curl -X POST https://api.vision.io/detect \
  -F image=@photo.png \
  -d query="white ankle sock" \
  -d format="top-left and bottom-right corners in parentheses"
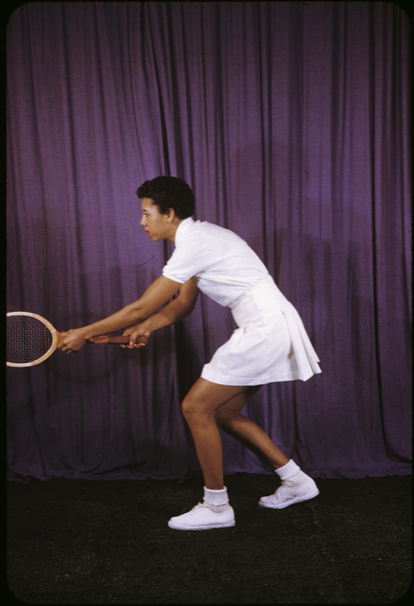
top-left (275, 459), bottom-right (301, 480)
top-left (203, 487), bottom-right (230, 512)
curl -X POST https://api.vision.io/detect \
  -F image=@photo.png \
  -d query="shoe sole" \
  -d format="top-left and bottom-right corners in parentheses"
top-left (258, 487), bottom-right (320, 510)
top-left (168, 520), bottom-right (235, 531)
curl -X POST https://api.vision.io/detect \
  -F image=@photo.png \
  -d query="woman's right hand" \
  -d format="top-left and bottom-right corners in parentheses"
top-left (59, 328), bottom-right (90, 354)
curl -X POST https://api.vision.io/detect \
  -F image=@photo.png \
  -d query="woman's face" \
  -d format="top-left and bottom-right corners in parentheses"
top-left (140, 197), bottom-right (172, 241)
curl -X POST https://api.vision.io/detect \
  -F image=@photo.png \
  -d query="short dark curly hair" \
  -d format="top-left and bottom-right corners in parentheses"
top-left (137, 176), bottom-right (195, 219)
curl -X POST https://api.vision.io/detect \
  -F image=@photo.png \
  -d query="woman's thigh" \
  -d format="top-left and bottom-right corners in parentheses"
top-left (183, 378), bottom-right (260, 417)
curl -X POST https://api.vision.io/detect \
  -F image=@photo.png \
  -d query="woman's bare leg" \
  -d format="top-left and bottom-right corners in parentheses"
top-left (213, 387), bottom-right (289, 469)
top-left (181, 379), bottom-right (247, 489)
top-left (181, 378), bottom-right (289, 489)
top-left (170, 378), bottom-right (318, 529)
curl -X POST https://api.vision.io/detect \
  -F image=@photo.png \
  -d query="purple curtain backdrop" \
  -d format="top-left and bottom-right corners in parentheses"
top-left (7, 2), bottom-right (411, 481)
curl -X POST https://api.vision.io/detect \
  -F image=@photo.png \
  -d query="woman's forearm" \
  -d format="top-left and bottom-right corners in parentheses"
top-left (122, 278), bottom-right (199, 346)
top-left (141, 298), bottom-right (195, 333)
top-left (83, 276), bottom-right (184, 337)
top-left (80, 300), bottom-right (149, 339)
top-left (60, 276), bottom-right (182, 353)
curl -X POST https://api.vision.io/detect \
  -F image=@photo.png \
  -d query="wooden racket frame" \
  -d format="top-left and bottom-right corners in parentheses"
top-left (6, 311), bottom-right (147, 368)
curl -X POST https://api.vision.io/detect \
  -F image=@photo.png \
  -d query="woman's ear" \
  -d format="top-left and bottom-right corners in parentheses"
top-left (166, 208), bottom-right (177, 222)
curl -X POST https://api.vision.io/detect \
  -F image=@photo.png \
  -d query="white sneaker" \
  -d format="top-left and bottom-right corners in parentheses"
top-left (168, 502), bottom-right (235, 530)
top-left (259, 472), bottom-right (319, 509)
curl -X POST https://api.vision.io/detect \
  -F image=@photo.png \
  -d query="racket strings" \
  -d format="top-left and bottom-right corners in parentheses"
top-left (7, 316), bottom-right (54, 364)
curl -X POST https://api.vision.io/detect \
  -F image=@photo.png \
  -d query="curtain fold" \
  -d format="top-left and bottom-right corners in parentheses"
top-left (7, 2), bottom-right (411, 481)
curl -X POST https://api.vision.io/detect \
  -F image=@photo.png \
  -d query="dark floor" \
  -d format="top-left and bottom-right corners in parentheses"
top-left (7, 473), bottom-right (412, 604)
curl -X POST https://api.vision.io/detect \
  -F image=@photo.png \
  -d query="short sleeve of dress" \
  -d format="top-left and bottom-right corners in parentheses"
top-left (162, 229), bottom-right (211, 284)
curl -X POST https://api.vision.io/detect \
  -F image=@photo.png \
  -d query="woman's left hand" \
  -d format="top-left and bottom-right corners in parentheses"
top-left (121, 323), bottom-right (151, 349)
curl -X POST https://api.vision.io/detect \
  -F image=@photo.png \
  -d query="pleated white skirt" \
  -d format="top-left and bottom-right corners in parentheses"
top-left (201, 275), bottom-right (321, 386)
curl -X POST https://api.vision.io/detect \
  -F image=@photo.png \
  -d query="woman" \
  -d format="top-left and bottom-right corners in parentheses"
top-left (60, 176), bottom-right (321, 531)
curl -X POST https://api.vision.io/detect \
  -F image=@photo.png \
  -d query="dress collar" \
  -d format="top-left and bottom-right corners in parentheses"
top-left (174, 217), bottom-right (195, 247)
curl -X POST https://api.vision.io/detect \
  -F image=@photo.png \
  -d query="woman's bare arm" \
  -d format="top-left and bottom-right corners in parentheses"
top-left (59, 275), bottom-right (182, 353)
top-left (123, 278), bottom-right (199, 346)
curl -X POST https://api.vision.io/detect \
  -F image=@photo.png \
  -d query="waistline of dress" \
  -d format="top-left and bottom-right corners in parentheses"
top-left (227, 275), bottom-right (292, 329)
top-left (228, 274), bottom-right (284, 311)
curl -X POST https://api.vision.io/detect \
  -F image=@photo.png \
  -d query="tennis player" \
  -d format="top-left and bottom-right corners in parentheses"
top-left (60, 176), bottom-right (321, 531)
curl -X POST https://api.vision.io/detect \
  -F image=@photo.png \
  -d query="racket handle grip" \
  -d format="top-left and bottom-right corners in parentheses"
top-left (88, 335), bottom-right (148, 345)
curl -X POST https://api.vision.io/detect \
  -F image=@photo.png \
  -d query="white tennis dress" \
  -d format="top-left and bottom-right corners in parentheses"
top-left (162, 218), bottom-right (321, 386)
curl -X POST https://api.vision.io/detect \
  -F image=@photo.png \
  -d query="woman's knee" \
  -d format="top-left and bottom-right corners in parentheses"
top-left (181, 396), bottom-right (193, 419)
top-left (181, 394), bottom-right (207, 421)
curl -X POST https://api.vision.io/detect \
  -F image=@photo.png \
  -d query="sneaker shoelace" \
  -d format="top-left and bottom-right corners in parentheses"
top-left (190, 503), bottom-right (209, 515)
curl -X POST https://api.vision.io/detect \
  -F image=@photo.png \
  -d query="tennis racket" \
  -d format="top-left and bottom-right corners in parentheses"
top-left (7, 312), bottom-right (148, 367)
